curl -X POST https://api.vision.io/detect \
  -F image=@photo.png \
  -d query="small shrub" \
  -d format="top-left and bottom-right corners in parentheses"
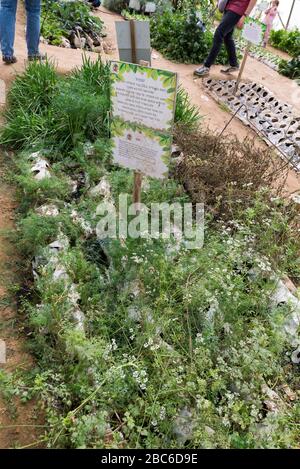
top-left (270, 29), bottom-right (300, 57)
top-left (278, 56), bottom-right (300, 79)
top-left (174, 126), bottom-right (285, 219)
top-left (150, 10), bottom-right (230, 64)
top-left (175, 86), bottom-right (201, 131)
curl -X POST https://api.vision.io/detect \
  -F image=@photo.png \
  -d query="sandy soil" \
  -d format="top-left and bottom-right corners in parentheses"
top-left (0, 155), bottom-right (44, 449)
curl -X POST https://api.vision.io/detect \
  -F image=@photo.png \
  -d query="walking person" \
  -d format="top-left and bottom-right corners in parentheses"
top-left (262, 0), bottom-right (279, 47)
top-left (0, 0), bottom-right (44, 64)
top-left (194, 0), bottom-right (258, 77)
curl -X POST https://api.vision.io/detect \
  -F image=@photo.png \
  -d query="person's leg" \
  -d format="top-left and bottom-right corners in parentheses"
top-left (0, 0), bottom-right (18, 60)
top-left (263, 23), bottom-right (271, 47)
top-left (223, 27), bottom-right (239, 68)
top-left (204, 11), bottom-right (241, 68)
top-left (25, 0), bottom-right (41, 57)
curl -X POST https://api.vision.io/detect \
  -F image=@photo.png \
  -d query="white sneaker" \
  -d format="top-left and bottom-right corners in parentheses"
top-left (194, 66), bottom-right (210, 77)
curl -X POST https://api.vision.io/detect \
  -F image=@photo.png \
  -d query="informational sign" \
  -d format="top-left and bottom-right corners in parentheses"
top-left (110, 61), bottom-right (177, 179)
top-left (242, 18), bottom-right (267, 46)
top-left (145, 2), bottom-right (156, 13)
top-left (115, 21), bottom-right (151, 64)
top-left (257, 1), bottom-right (269, 12)
top-left (129, 0), bottom-right (141, 10)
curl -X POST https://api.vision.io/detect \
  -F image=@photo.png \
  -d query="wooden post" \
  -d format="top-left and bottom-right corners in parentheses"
top-left (234, 42), bottom-right (250, 95)
top-left (133, 171), bottom-right (143, 207)
top-left (129, 20), bottom-right (137, 64)
top-left (129, 20), bottom-right (144, 209)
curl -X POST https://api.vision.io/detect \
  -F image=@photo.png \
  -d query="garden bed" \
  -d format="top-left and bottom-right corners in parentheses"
top-left (0, 59), bottom-right (300, 449)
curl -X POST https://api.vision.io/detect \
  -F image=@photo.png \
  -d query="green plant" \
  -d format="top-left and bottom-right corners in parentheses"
top-left (121, 9), bottom-right (149, 21)
top-left (270, 29), bottom-right (300, 57)
top-left (5, 60), bottom-right (58, 115)
top-left (175, 86), bottom-right (201, 130)
top-left (150, 10), bottom-right (230, 64)
top-left (278, 56), bottom-right (300, 79)
top-left (41, 0), bottom-right (104, 48)
top-left (0, 58), bottom-right (110, 153)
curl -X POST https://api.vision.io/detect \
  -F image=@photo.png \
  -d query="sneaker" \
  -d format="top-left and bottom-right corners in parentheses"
top-left (221, 66), bottom-right (239, 75)
top-left (28, 53), bottom-right (47, 62)
top-left (194, 66), bottom-right (210, 77)
top-left (2, 55), bottom-right (17, 65)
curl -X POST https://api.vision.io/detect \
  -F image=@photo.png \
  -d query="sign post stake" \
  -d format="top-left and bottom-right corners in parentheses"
top-left (133, 171), bottom-right (143, 206)
top-left (129, 20), bottom-right (137, 64)
top-left (129, 19), bottom-right (143, 208)
top-left (234, 41), bottom-right (250, 95)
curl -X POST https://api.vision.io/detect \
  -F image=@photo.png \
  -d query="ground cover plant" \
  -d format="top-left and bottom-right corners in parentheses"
top-left (0, 60), bottom-right (300, 449)
top-left (41, 0), bottom-right (104, 49)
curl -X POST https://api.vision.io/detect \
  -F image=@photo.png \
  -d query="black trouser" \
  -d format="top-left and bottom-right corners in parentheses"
top-left (205, 10), bottom-right (241, 68)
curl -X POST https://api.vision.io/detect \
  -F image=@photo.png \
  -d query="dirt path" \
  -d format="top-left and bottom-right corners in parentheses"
top-left (95, 7), bottom-right (300, 195)
top-left (0, 154), bottom-right (46, 449)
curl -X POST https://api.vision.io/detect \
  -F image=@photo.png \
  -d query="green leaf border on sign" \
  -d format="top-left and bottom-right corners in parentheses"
top-left (111, 117), bottom-right (172, 178)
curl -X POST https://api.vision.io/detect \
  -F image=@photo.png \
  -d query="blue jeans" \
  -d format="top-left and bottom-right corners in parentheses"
top-left (0, 0), bottom-right (41, 58)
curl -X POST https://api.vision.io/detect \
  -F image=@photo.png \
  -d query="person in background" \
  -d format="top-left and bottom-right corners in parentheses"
top-left (262, 0), bottom-right (279, 47)
top-left (88, 0), bottom-right (101, 8)
top-left (0, 0), bottom-right (44, 64)
top-left (194, 0), bottom-right (258, 77)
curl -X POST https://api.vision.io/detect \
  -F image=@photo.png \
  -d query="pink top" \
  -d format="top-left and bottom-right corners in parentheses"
top-left (263, 6), bottom-right (278, 25)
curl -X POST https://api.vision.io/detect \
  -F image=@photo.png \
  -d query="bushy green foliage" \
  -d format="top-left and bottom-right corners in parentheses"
top-left (270, 28), bottom-right (300, 57)
top-left (0, 58), bottom-right (111, 153)
top-left (278, 56), bottom-right (300, 79)
top-left (41, 0), bottom-right (104, 46)
top-left (150, 10), bottom-right (229, 64)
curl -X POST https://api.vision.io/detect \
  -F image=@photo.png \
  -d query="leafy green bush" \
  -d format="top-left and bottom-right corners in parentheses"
top-left (270, 29), bottom-right (300, 57)
top-left (0, 58), bottom-right (111, 153)
top-left (278, 56), bottom-right (300, 79)
top-left (150, 10), bottom-right (229, 64)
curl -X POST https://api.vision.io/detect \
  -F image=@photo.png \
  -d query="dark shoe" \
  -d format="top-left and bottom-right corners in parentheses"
top-left (194, 66), bottom-right (210, 77)
top-left (28, 53), bottom-right (47, 62)
top-left (2, 55), bottom-right (17, 65)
